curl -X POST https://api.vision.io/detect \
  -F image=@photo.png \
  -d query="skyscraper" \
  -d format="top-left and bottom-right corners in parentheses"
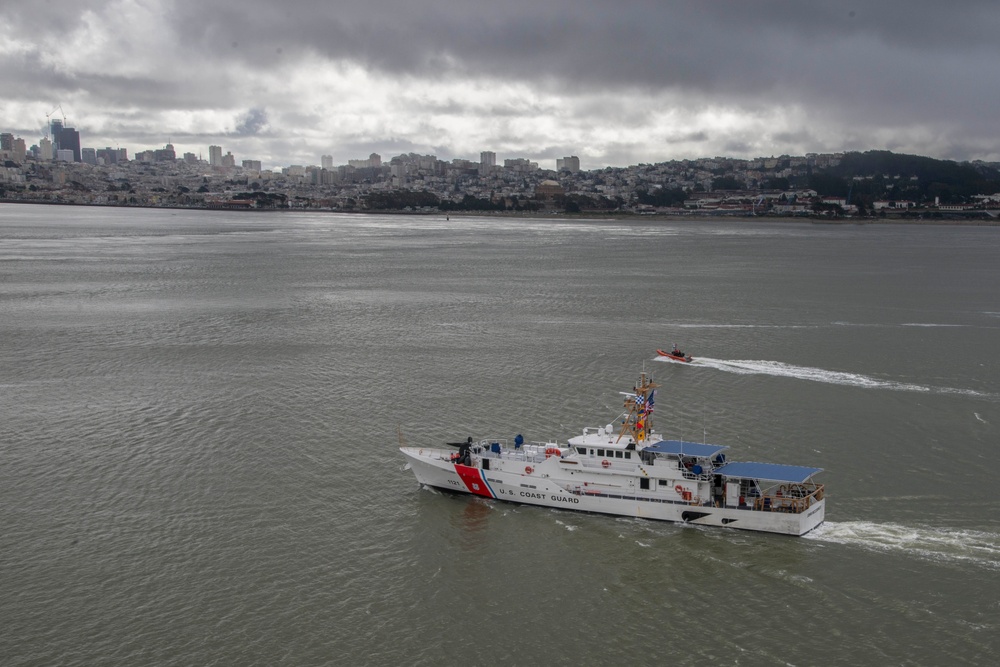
top-left (209, 145), bottom-right (223, 167)
top-left (321, 155), bottom-right (333, 170)
top-left (60, 128), bottom-right (81, 162)
top-left (48, 119), bottom-right (81, 161)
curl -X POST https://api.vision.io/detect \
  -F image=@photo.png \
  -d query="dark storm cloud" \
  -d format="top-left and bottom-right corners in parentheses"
top-left (4, 0), bottom-right (1000, 164)
top-left (156, 1), bottom-right (1000, 137)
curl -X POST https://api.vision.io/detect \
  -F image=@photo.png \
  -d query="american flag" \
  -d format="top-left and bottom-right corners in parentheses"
top-left (644, 390), bottom-right (655, 414)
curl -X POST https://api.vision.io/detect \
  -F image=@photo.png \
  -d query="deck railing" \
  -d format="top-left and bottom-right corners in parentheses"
top-left (753, 483), bottom-right (824, 514)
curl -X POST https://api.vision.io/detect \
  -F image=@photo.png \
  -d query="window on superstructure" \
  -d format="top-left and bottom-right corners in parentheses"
top-left (615, 451), bottom-right (623, 459)
top-left (624, 452), bottom-right (631, 460)
top-left (597, 449), bottom-right (605, 457)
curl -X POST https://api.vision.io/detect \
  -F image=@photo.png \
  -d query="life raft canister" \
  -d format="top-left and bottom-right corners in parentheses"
top-left (525, 465), bottom-right (534, 474)
top-left (545, 447), bottom-right (561, 458)
top-left (601, 459), bottom-right (611, 468)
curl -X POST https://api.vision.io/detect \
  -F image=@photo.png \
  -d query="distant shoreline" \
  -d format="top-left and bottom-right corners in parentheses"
top-left (2, 199), bottom-right (998, 226)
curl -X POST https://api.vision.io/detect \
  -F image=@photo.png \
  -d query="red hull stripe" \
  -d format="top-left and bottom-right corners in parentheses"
top-left (455, 465), bottom-right (496, 498)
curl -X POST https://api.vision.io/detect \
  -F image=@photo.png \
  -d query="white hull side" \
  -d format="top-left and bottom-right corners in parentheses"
top-left (401, 447), bottom-right (824, 536)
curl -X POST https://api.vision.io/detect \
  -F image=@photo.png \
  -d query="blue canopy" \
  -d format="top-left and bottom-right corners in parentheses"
top-left (715, 462), bottom-right (822, 484)
top-left (643, 439), bottom-right (729, 459)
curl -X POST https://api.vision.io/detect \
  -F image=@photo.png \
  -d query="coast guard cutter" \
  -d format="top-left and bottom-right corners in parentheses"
top-left (400, 369), bottom-right (825, 536)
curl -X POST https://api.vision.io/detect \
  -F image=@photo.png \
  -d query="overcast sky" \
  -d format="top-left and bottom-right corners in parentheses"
top-left (4, 0), bottom-right (1000, 170)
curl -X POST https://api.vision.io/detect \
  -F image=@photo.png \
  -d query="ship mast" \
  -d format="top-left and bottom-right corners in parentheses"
top-left (617, 371), bottom-right (658, 444)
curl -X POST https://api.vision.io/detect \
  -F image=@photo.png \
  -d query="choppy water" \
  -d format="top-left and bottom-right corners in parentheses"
top-left (1, 204), bottom-right (999, 665)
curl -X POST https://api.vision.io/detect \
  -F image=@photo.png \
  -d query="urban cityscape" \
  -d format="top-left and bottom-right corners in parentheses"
top-left (2, 120), bottom-right (1000, 220)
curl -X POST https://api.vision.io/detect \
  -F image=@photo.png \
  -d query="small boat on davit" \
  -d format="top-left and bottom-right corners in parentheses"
top-left (400, 368), bottom-right (826, 536)
top-left (657, 344), bottom-right (693, 362)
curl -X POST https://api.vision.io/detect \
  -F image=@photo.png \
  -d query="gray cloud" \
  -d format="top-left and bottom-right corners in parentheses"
top-left (3, 1), bottom-right (1000, 167)
top-left (233, 108), bottom-right (269, 136)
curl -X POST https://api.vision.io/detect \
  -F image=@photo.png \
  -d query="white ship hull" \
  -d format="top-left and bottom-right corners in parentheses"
top-left (401, 445), bottom-right (825, 536)
top-left (401, 368), bottom-right (826, 537)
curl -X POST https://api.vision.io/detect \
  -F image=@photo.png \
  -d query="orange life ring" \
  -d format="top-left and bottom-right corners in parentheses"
top-left (525, 466), bottom-right (534, 474)
top-left (674, 484), bottom-right (684, 495)
top-left (601, 459), bottom-right (611, 468)
top-left (545, 447), bottom-right (560, 458)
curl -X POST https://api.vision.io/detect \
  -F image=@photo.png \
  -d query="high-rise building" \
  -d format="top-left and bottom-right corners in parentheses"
top-left (208, 145), bottom-right (223, 166)
top-left (97, 147), bottom-right (125, 165)
top-left (39, 137), bottom-right (53, 160)
top-left (242, 159), bottom-right (261, 171)
top-left (221, 151), bottom-right (236, 168)
top-left (557, 156), bottom-right (580, 173)
top-left (81, 147), bottom-right (97, 165)
top-left (56, 149), bottom-right (74, 162)
top-left (321, 155), bottom-right (333, 170)
top-left (61, 128), bottom-right (81, 162)
top-left (0, 133), bottom-right (13, 150)
top-left (49, 119), bottom-right (62, 148)
top-left (13, 137), bottom-right (26, 163)
top-left (347, 153), bottom-right (382, 169)
top-left (153, 143), bottom-right (176, 162)
top-left (480, 151), bottom-right (496, 176)
top-left (49, 119), bottom-right (81, 161)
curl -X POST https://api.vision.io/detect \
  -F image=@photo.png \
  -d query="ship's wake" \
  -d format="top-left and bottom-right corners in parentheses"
top-left (661, 356), bottom-right (990, 398)
top-left (805, 521), bottom-right (1000, 570)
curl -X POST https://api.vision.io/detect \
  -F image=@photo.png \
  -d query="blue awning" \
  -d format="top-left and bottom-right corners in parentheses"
top-left (715, 461), bottom-right (822, 483)
top-left (643, 439), bottom-right (729, 459)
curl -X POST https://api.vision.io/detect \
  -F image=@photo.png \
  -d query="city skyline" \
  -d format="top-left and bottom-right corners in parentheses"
top-left (3, 1), bottom-right (1000, 171)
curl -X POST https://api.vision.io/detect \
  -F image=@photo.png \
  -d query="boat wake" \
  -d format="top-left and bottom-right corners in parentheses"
top-left (682, 357), bottom-right (989, 397)
top-left (805, 521), bottom-right (1000, 570)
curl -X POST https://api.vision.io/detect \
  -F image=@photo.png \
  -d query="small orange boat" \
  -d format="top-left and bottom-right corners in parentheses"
top-left (657, 347), bottom-right (693, 363)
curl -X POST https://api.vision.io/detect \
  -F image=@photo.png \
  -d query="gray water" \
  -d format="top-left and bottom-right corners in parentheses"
top-left (1, 204), bottom-right (998, 666)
